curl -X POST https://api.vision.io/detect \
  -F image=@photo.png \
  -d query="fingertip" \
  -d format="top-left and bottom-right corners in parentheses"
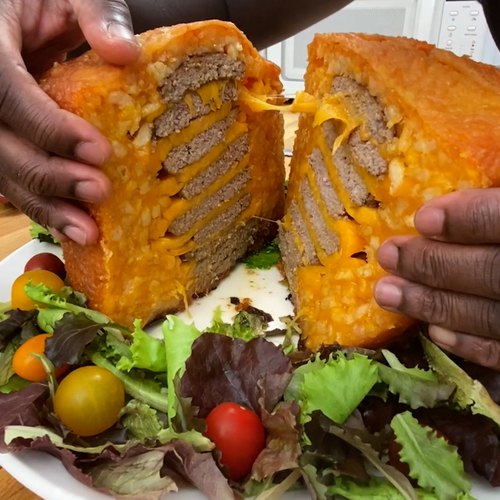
top-left (74, 138), bottom-right (112, 166)
top-left (376, 240), bottom-right (399, 272)
top-left (63, 218), bottom-right (100, 246)
top-left (51, 199), bottom-right (101, 246)
top-left (373, 277), bottom-right (403, 311)
top-left (79, 15), bottom-right (140, 65)
top-left (106, 21), bottom-right (140, 48)
top-left (429, 326), bottom-right (500, 370)
top-left (414, 206), bottom-right (445, 238)
top-left (428, 325), bottom-right (457, 349)
top-left (48, 228), bottom-right (69, 243)
top-left (74, 176), bottom-right (111, 203)
top-left (90, 30), bottom-right (141, 65)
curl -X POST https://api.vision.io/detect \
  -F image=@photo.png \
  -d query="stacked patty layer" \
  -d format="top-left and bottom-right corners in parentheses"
top-left (40, 21), bottom-right (285, 326)
top-left (280, 33), bottom-right (500, 350)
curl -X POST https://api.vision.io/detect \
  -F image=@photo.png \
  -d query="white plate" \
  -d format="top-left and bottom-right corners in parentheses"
top-left (0, 240), bottom-right (497, 499)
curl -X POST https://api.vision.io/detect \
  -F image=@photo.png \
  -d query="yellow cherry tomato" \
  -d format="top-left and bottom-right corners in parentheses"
top-left (12, 334), bottom-right (68, 382)
top-left (53, 366), bottom-right (125, 437)
top-left (11, 269), bottom-right (64, 310)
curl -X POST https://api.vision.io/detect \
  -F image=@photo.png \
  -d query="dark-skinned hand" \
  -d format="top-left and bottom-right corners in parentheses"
top-left (0, 0), bottom-right (140, 244)
top-left (375, 188), bottom-right (500, 371)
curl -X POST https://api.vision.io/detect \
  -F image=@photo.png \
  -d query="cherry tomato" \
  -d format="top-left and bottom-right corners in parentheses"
top-left (12, 334), bottom-right (69, 382)
top-left (0, 194), bottom-right (9, 204)
top-left (24, 252), bottom-right (66, 280)
top-left (205, 402), bottom-right (266, 481)
top-left (53, 366), bottom-right (125, 436)
top-left (11, 269), bottom-right (65, 310)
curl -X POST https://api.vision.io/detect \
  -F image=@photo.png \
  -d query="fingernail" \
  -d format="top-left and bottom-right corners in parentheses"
top-left (75, 180), bottom-right (108, 202)
top-left (63, 225), bottom-right (87, 245)
top-left (374, 280), bottom-right (403, 309)
top-left (48, 227), bottom-right (68, 243)
top-left (428, 325), bottom-right (457, 348)
top-left (75, 141), bottom-right (109, 166)
top-left (414, 206), bottom-right (445, 237)
top-left (377, 241), bottom-right (399, 272)
top-left (107, 22), bottom-right (137, 44)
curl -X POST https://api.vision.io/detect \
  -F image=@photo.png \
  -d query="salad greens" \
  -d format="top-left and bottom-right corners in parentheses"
top-left (286, 352), bottom-right (378, 425)
top-left (29, 221), bottom-right (59, 245)
top-left (391, 411), bottom-right (472, 499)
top-left (243, 240), bottom-right (281, 269)
top-left (421, 335), bottom-right (500, 426)
top-left (377, 349), bottom-right (455, 409)
top-left (0, 283), bottom-right (499, 499)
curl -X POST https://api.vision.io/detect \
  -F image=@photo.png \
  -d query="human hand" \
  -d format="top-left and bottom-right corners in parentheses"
top-left (0, 0), bottom-right (140, 244)
top-left (374, 188), bottom-right (500, 371)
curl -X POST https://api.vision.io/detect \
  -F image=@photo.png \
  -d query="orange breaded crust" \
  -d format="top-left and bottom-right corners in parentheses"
top-left (40, 21), bottom-right (285, 326)
top-left (282, 34), bottom-right (500, 350)
top-left (306, 33), bottom-right (500, 182)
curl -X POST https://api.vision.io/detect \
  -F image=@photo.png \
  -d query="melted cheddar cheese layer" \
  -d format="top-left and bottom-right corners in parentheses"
top-left (40, 22), bottom-right (285, 327)
top-left (241, 57), bottom-right (491, 350)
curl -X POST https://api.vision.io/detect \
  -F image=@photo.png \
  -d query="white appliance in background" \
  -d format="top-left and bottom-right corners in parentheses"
top-left (263, 0), bottom-right (500, 97)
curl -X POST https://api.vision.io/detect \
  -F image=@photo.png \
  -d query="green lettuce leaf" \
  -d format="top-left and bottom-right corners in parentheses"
top-left (326, 423), bottom-right (417, 500)
top-left (328, 476), bottom-right (439, 500)
top-left (0, 374), bottom-right (30, 394)
top-left (4, 425), bottom-right (133, 454)
top-left (157, 427), bottom-right (213, 451)
top-left (208, 307), bottom-right (269, 341)
top-left (90, 450), bottom-right (177, 497)
top-left (117, 320), bottom-right (167, 373)
top-left (0, 302), bottom-right (10, 320)
top-left (421, 335), bottom-right (500, 425)
top-left (286, 352), bottom-right (378, 425)
top-left (0, 341), bottom-right (17, 386)
top-left (0, 337), bottom-right (30, 393)
top-left (243, 240), bottom-right (281, 269)
top-left (90, 352), bottom-right (168, 413)
top-left (377, 350), bottom-right (455, 409)
top-left (391, 411), bottom-right (472, 500)
top-left (300, 462), bottom-right (329, 500)
top-left (159, 316), bottom-right (213, 449)
top-left (162, 315), bottom-right (202, 425)
top-left (29, 222), bottom-right (59, 245)
top-left (100, 330), bottom-right (133, 361)
top-left (25, 283), bottom-right (111, 330)
top-left (119, 399), bottom-right (164, 442)
top-left (244, 469), bottom-right (302, 500)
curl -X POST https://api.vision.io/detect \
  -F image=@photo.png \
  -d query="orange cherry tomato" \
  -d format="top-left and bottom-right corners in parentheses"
top-left (54, 366), bottom-right (125, 436)
top-left (11, 269), bottom-right (65, 310)
top-left (12, 334), bottom-right (68, 382)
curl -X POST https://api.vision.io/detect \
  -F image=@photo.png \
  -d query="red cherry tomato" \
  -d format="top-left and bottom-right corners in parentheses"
top-left (12, 334), bottom-right (69, 382)
top-left (0, 194), bottom-right (10, 204)
top-left (205, 402), bottom-right (266, 481)
top-left (24, 252), bottom-right (66, 280)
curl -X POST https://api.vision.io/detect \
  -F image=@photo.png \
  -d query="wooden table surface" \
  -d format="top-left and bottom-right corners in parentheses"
top-left (0, 204), bottom-right (39, 499)
top-left (0, 113), bottom-right (299, 499)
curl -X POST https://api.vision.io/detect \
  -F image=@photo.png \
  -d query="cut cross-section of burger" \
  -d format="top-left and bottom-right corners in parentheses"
top-left (280, 33), bottom-right (500, 351)
top-left (40, 21), bottom-right (285, 327)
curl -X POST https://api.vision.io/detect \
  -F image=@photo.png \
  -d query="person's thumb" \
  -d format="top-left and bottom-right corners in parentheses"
top-left (71, 0), bottom-right (140, 65)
